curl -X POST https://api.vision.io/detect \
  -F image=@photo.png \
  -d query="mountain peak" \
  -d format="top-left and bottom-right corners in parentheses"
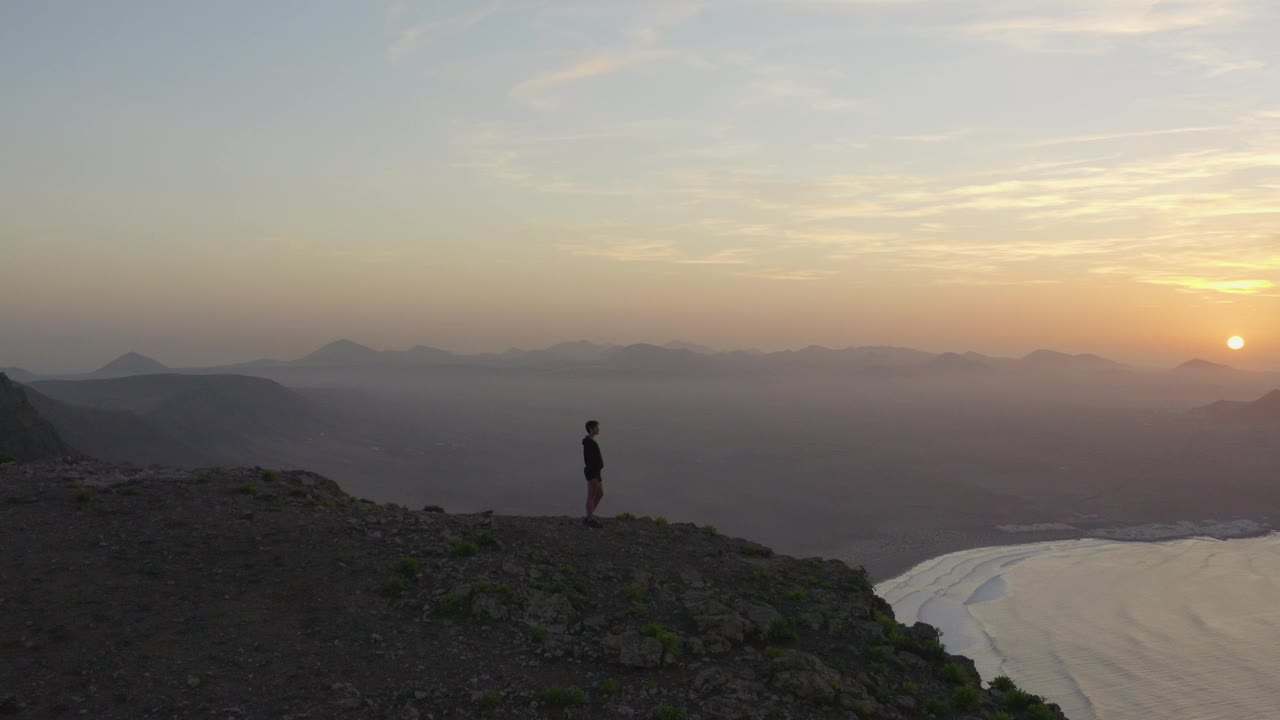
top-left (1177, 358), bottom-right (1233, 372)
top-left (94, 352), bottom-right (168, 377)
top-left (298, 339), bottom-right (379, 365)
top-left (1021, 349), bottom-right (1119, 369)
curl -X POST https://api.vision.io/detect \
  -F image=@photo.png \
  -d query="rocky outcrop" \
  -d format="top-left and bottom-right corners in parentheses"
top-left (0, 373), bottom-right (72, 462)
top-left (0, 459), bottom-right (1069, 719)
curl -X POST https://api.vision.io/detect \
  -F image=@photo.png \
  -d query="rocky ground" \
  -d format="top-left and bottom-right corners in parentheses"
top-left (0, 458), bottom-right (1068, 720)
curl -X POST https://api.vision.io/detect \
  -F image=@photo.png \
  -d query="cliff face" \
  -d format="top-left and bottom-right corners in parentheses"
top-left (0, 373), bottom-right (72, 462)
top-left (0, 459), bottom-right (1069, 720)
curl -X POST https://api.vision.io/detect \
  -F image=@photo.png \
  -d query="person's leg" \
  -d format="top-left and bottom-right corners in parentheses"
top-left (587, 479), bottom-right (603, 518)
top-left (592, 480), bottom-right (604, 516)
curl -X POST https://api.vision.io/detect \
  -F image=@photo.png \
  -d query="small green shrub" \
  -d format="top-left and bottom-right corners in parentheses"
top-left (422, 504), bottom-right (444, 513)
top-left (383, 576), bottom-right (408, 597)
top-left (704, 524), bottom-right (719, 535)
top-left (196, 475), bottom-right (211, 484)
top-left (782, 588), bottom-right (808, 602)
top-left (765, 646), bottom-right (788, 658)
top-left (74, 489), bottom-right (91, 505)
top-left (867, 645), bottom-right (890, 660)
top-left (1003, 689), bottom-right (1043, 710)
top-left (238, 483), bottom-right (257, 495)
top-left (449, 541), bottom-right (479, 557)
top-left (751, 569), bottom-right (770, 583)
top-left (767, 617), bottom-right (801, 643)
top-left (531, 626), bottom-right (547, 642)
top-left (654, 516), bottom-right (669, 526)
top-left (560, 563), bottom-right (576, 575)
top-left (119, 486), bottom-right (142, 496)
top-left (640, 623), bottom-right (682, 657)
top-left (922, 698), bottom-right (948, 716)
top-left (902, 681), bottom-right (918, 695)
top-left (0, 453), bottom-right (16, 464)
top-left (740, 543), bottom-right (773, 557)
top-left (438, 592), bottom-right (468, 615)
top-left (394, 556), bottom-right (421, 577)
top-left (953, 685), bottom-right (982, 711)
top-left (992, 712), bottom-right (1015, 720)
top-left (990, 675), bottom-right (1016, 692)
top-left (478, 690), bottom-right (501, 709)
top-left (654, 706), bottom-right (686, 720)
top-left (475, 530), bottom-right (498, 547)
top-left (617, 512), bottom-right (636, 520)
top-left (852, 700), bottom-right (876, 716)
top-left (289, 488), bottom-right (307, 497)
top-left (940, 662), bottom-right (973, 685)
top-left (1025, 704), bottom-right (1056, 720)
top-left (542, 685), bottom-right (585, 707)
top-left (625, 584), bottom-right (648, 602)
top-left (475, 580), bottom-right (511, 594)
top-left (599, 678), bottom-right (621, 695)
top-left (261, 470), bottom-right (279, 482)
top-left (628, 603), bottom-right (650, 618)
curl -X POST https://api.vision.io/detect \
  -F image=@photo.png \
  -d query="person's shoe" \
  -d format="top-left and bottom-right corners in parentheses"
top-left (582, 517), bottom-right (592, 526)
top-left (586, 517), bottom-right (603, 528)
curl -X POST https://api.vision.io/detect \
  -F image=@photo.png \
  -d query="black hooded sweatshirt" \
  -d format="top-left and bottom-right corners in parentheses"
top-left (583, 435), bottom-right (604, 475)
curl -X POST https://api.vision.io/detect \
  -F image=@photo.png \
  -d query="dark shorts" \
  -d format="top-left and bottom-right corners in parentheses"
top-left (584, 468), bottom-right (602, 482)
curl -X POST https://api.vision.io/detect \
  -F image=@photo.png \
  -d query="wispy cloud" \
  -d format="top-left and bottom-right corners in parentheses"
top-left (508, 3), bottom-right (704, 109)
top-left (560, 240), bottom-right (754, 266)
top-left (1017, 126), bottom-right (1227, 148)
top-left (734, 268), bottom-right (836, 281)
top-left (960, 0), bottom-right (1249, 50)
top-left (510, 49), bottom-right (675, 108)
top-left (386, 2), bottom-right (501, 65)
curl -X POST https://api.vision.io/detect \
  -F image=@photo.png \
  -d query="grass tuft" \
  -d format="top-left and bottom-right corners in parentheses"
top-left (449, 540), bottom-right (479, 557)
top-left (542, 685), bottom-right (585, 707)
top-left (437, 592), bottom-right (468, 616)
top-left (953, 685), bottom-right (982, 711)
top-left (478, 690), bottom-right (502, 709)
top-left (640, 623), bottom-right (682, 657)
top-left (383, 576), bottom-right (409, 597)
top-left (767, 617), bottom-right (801, 643)
top-left (394, 556), bottom-right (421, 578)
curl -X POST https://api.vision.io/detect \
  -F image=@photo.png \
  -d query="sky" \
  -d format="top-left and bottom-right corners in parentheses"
top-left (2, 0), bottom-right (1278, 372)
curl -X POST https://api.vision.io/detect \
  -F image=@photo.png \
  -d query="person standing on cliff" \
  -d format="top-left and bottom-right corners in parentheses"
top-left (582, 420), bottom-right (604, 528)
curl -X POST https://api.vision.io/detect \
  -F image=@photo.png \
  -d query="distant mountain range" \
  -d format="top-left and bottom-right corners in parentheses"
top-left (2, 373), bottom-right (330, 467)
top-left (8, 342), bottom-right (1277, 381)
top-left (1193, 390), bottom-right (1280, 423)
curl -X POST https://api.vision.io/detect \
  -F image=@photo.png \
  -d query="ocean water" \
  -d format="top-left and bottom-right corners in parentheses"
top-left (875, 534), bottom-right (1280, 720)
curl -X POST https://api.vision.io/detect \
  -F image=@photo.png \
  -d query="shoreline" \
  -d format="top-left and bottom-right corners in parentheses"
top-left (875, 531), bottom-right (1280, 720)
top-left (834, 518), bottom-right (1274, 583)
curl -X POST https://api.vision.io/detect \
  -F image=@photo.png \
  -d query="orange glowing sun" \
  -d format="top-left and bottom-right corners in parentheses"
top-left (1227, 336), bottom-right (1245, 350)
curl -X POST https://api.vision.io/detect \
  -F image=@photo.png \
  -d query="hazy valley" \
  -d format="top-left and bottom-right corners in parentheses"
top-left (7, 340), bottom-right (1278, 579)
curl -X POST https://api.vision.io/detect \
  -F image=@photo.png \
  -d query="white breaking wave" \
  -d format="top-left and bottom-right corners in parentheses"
top-left (874, 534), bottom-right (1280, 720)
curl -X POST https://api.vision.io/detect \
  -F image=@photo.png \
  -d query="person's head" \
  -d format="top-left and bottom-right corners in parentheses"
top-left (585, 420), bottom-right (600, 437)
